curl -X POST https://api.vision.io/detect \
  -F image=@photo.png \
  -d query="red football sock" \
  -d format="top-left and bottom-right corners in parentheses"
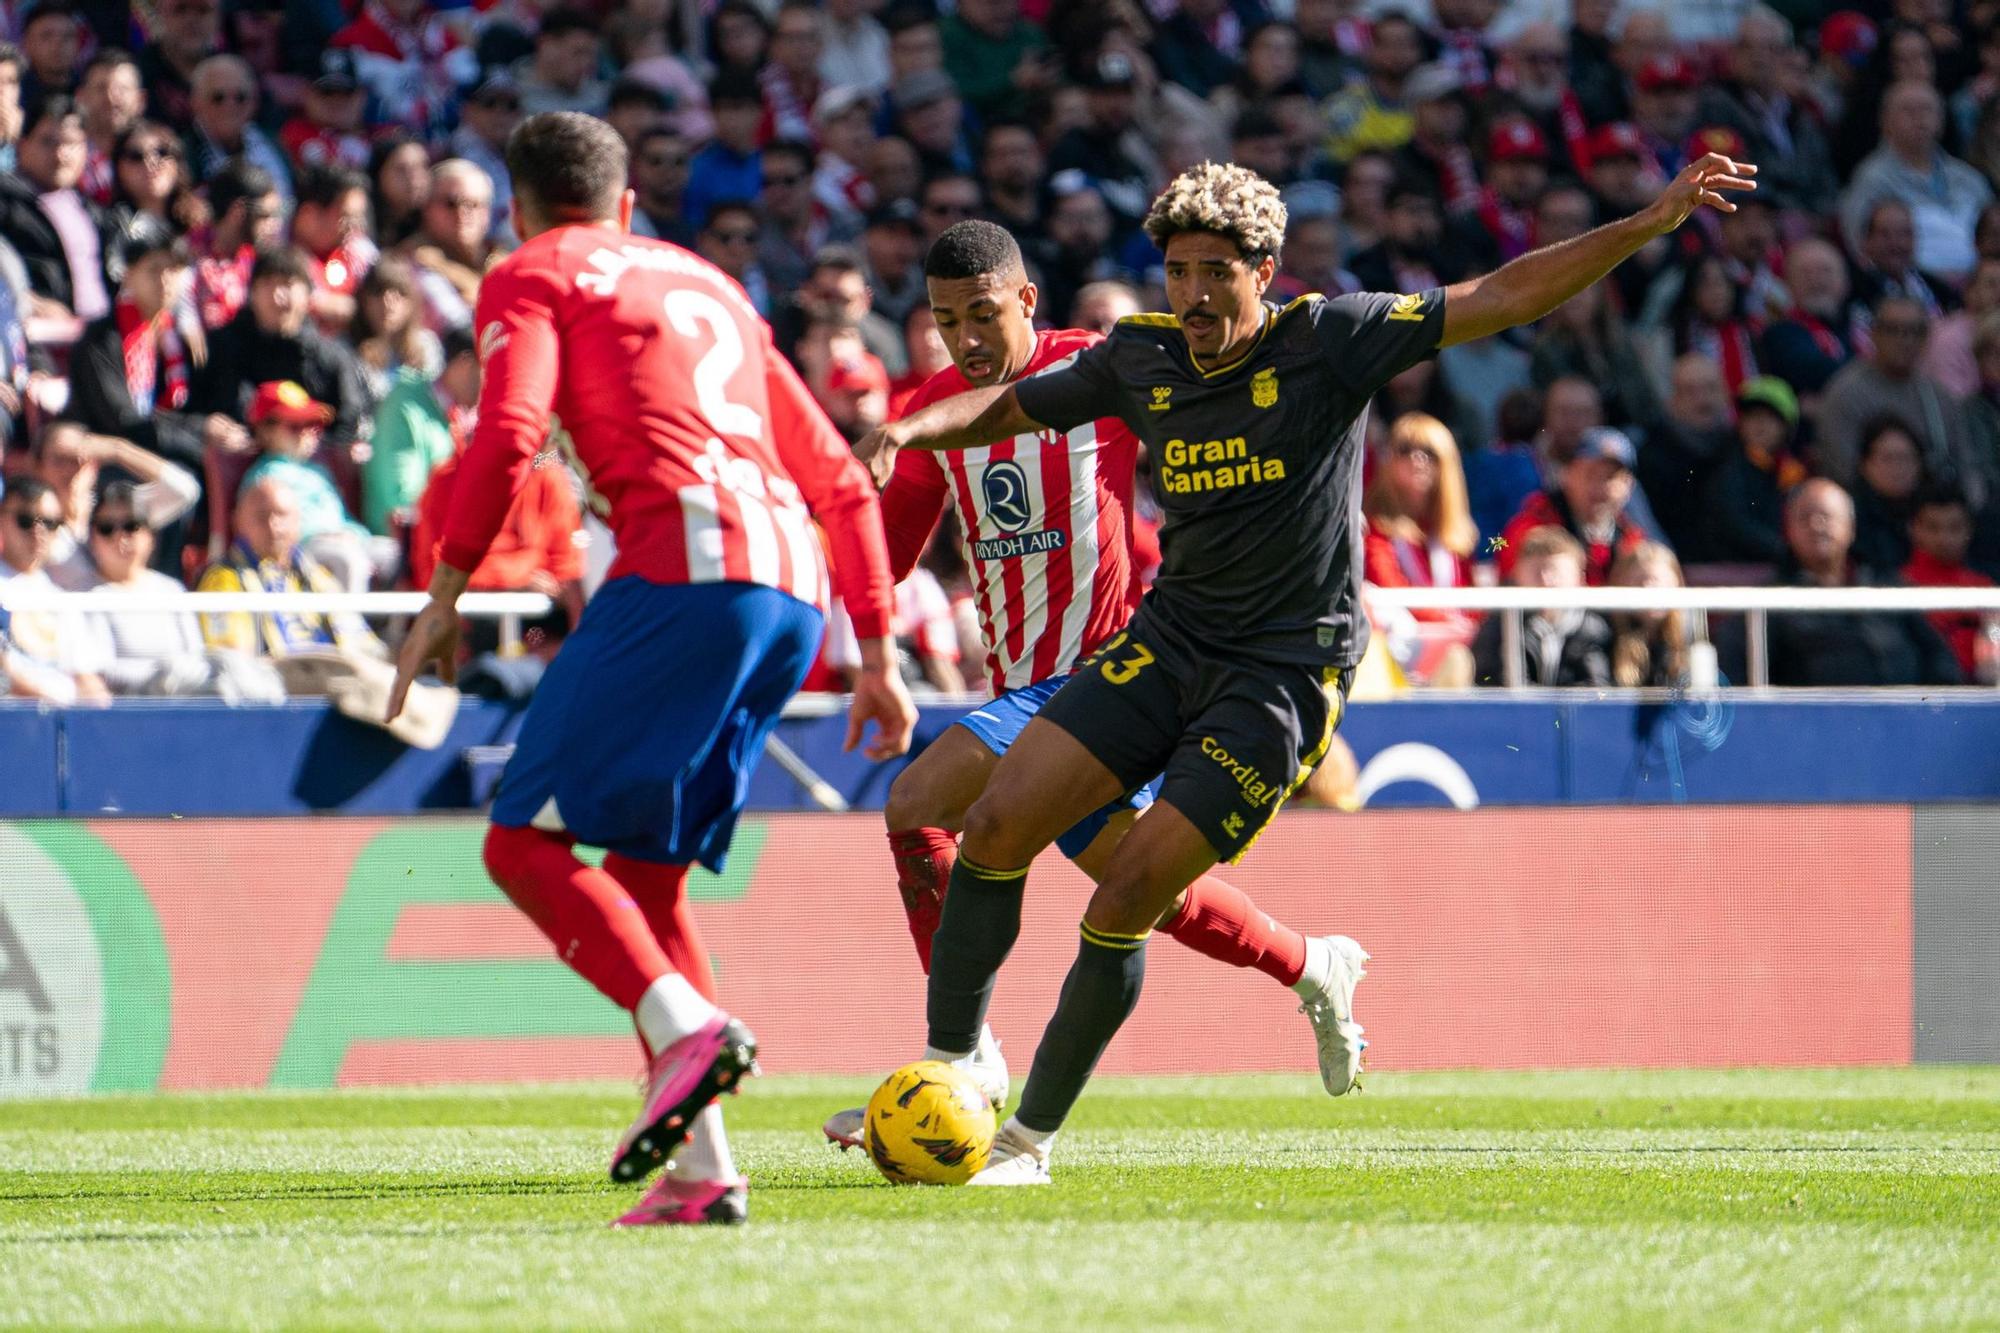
top-left (1163, 873), bottom-right (1308, 987)
top-left (887, 826), bottom-right (957, 973)
top-left (605, 853), bottom-right (717, 1003)
top-left (482, 824), bottom-right (670, 1011)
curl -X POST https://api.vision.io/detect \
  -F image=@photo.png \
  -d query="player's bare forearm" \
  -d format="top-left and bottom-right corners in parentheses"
top-left (880, 385), bottom-right (1041, 455)
top-left (426, 562), bottom-right (472, 610)
top-left (1441, 152), bottom-right (1757, 347)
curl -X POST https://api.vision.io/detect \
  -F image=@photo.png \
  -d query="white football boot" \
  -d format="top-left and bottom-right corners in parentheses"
top-left (1296, 935), bottom-right (1369, 1096)
top-left (966, 1120), bottom-right (1051, 1186)
top-left (823, 1025), bottom-right (1008, 1150)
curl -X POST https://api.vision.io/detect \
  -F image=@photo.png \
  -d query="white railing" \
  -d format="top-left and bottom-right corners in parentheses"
top-left (0, 591), bottom-right (554, 654)
top-left (1367, 585), bottom-right (2000, 689)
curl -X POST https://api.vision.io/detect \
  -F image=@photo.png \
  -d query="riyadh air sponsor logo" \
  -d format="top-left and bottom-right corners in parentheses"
top-left (0, 826), bottom-right (104, 1096)
top-left (972, 459), bottom-right (1066, 561)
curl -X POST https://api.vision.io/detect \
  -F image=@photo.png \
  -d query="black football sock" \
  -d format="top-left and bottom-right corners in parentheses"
top-left (924, 858), bottom-right (1027, 1055)
top-left (1014, 926), bottom-right (1149, 1134)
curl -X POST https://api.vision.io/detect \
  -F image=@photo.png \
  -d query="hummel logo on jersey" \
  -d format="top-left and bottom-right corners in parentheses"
top-left (1149, 385), bottom-right (1173, 412)
top-left (1386, 293), bottom-right (1427, 322)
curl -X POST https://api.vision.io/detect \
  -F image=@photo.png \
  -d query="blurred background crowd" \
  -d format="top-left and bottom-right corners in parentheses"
top-left (0, 0), bottom-right (1994, 705)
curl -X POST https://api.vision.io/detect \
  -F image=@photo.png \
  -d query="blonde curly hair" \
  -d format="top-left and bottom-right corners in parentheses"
top-left (1142, 162), bottom-right (1289, 262)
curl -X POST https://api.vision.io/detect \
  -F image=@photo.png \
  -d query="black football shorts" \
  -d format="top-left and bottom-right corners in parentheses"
top-left (1036, 605), bottom-right (1350, 862)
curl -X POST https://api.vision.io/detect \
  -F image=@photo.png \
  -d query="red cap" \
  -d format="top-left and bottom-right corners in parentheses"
top-left (826, 352), bottom-right (890, 397)
top-left (1584, 122), bottom-right (1645, 165)
top-left (248, 380), bottom-right (333, 428)
top-left (1686, 124), bottom-right (1747, 162)
top-left (1636, 53), bottom-right (1699, 92)
top-left (1820, 10), bottom-right (1876, 64)
top-left (1488, 119), bottom-right (1549, 163)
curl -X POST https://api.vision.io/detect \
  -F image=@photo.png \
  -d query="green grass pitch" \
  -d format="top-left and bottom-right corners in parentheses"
top-left (6, 1069), bottom-right (2000, 1329)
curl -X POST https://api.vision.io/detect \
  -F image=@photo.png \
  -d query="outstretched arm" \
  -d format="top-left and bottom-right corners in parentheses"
top-left (1440, 153), bottom-right (1757, 348)
top-left (852, 383), bottom-right (1048, 483)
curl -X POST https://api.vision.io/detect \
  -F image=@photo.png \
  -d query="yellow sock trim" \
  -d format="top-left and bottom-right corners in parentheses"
top-left (1080, 922), bottom-right (1150, 950)
top-left (959, 857), bottom-right (1027, 882)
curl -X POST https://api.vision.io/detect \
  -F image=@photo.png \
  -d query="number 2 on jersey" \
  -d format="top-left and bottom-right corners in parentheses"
top-left (664, 289), bottom-right (764, 440)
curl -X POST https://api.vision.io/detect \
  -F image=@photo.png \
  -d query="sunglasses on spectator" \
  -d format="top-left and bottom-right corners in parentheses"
top-left (12, 513), bottom-right (61, 533)
top-left (205, 88), bottom-right (253, 104)
top-left (122, 144), bottom-right (176, 164)
top-left (763, 171), bottom-right (806, 188)
top-left (93, 518), bottom-right (147, 536)
top-left (436, 195), bottom-right (487, 212)
top-left (710, 227), bottom-right (758, 244)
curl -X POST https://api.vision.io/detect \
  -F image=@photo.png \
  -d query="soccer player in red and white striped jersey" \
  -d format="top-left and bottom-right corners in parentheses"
top-left (389, 113), bottom-right (915, 1227)
top-left (821, 222), bottom-right (1366, 1151)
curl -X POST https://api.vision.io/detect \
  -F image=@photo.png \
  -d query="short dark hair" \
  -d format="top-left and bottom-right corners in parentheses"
top-left (708, 69), bottom-right (763, 107)
top-left (608, 76), bottom-right (672, 112)
top-left (763, 137), bottom-right (813, 174)
top-left (250, 245), bottom-right (313, 289)
top-left (924, 220), bottom-right (1023, 280)
top-left (537, 7), bottom-right (598, 42)
top-left (1913, 483), bottom-right (1970, 516)
top-left (21, 1), bottom-right (77, 33)
top-left (507, 111), bottom-right (627, 222)
top-left (118, 232), bottom-right (192, 274)
top-left (82, 46), bottom-right (138, 81)
top-left (294, 161), bottom-right (368, 211)
top-left (703, 199), bottom-right (759, 232)
top-left (209, 157), bottom-right (276, 219)
top-left (921, 171), bottom-right (980, 203)
top-left (882, 4), bottom-right (936, 36)
top-left (809, 244), bottom-right (865, 279)
top-left (1233, 109), bottom-right (1284, 142)
top-left (21, 92), bottom-right (80, 138)
top-left (442, 324), bottom-right (478, 364)
top-left (634, 126), bottom-right (685, 154)
top-left (980, 118), bottom-right (1036, 153)
top-left (3, 475), bottom-right (55, 509)
top-left (92, 479), bottom-right (142, 524)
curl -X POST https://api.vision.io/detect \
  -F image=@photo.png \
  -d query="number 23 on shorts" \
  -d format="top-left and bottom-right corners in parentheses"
top-left (1095, 632), bottom-right (1155, 685)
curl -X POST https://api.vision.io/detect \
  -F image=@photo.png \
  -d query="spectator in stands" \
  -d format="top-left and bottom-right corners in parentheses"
top-left (1850, 418), bottom-right (1928, 571)
top-left (1745, 478), bottom-right (1962, 686)
top-left (865, 133), bottom-right (921, 208)
top-left (1499, 425), bottom-right (1648, 587)
top-left (195, 246), bottom-right (373, 484)
top-left (1472, 525), bottom-right (1612, 687)
top-left (239, 380), bottom-right (393, 592)
top-left (364, 323), bottom-right (472, 538)
top-left (1530, 280), bottom-right (1661, 434)
top-left (73, 480), bottom-right (281, 698)
top-left (368, 135), bottom-right (431, 250)
top-left (798, 320), bottom-right (889, 444)
top-left (449, 72), bottom-right (521, 246)
top-left (775, 244), bottom-right (901, 374)
top-left (1816, 294), bottom-right (1974, 503)
top-left (514, 8), bottom-right (605, 117)
top-left (761, 2), bottom-right (827, 143)
top-left (603, 76), bottom-right (671, 151)
top-left (68, 233), bottom-right (246, 483)
top-left (977, 119), bottom-right (1042, 242)
top-left (350, 255), bottom-right (442, 404)
top-left (196, 474), bottom-right (381, 660)
top-left (1702, 376), bottom-right (1808, 565)
top-left (289, 163), bottom-right (376, 338)
top-left (1465, 387), bottom-right (1544, 553)
top-left (1643, 354), bottom-right (1736, 556)
top-left (31, 419), bottom-right (200, 585)
top-left (1606, 541), bottom-right (1688, 688)
top-left (888, 303), bottom-right (948, 415)
top-left (397, 159), bottom-right (499, 333)
top-left (105, 121), bottom-right (199, 267)
top-left (1072, 280), bottom-right (1142, 337)
top-left (1665, 252), bottom-right (1760, 394)
top-left (1363, 410), bottom-right (1477, 686)
top-left (628, 127), bottom-right (692, 245)
top-left (75, 49), bottom-right (142, 206)
top-left (280, 51), bottom-right (371, 173)
top-left (1849, 198), bottom-right (1952, 329)
top-left (707, 0), bottom-right (771, 81)
top-left (1962, 313), bottom-right (2000, 512)
top-left (859, 197), bottom-right (923, 326)
top-left (757, 139), bottom-right (843, 294)
top-left (0, 93), bottom-right (112, 319)
top-left (1760, 235), bottom-right (1856, 398)
top-left (894, 69), bottom-right (972, 181)
top-left (1903, 487), bottom-right (1993, 679)
top-left (1698, 7), bottom-right (1838, 216)
top-left (185, 56), bottom-right (289, 201)
top-left (1032, 174), bottom-right (1122, 328)
top-left (136, 0), bottom-right (218, 133)
top-left (821, 0), bottom-right (889, 93)
top-left (189, 158), bottom-right (277, 331)
top-left (329, 0), bottom-right (475, 138)
top-left (1044, 53), bottom-right (1149, 232)
top-left (685, 73), bottom-right (763, 231)
top-left (944, 0), bottom-right (1050, 118)
top-left (1842, 81), bottom-right (1991, 282)
top-left (18, 4), bottom-right (81, 102)
top-left (1922, 256), bottom-right (2000, 399)
top-left (1324, 12), bottom-right (1421, 164)
top-left (0, 475), bottom-right (107, 701)
top-left (696, 200), bottom-right (768, 315)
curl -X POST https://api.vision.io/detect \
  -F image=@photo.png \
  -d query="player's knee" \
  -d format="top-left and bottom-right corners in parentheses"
top-left (885, 763), bottom-right (951, 832)
top-left (960, 791), bottom-right (1034, 868)
top-left (1087, 863), bottom-right (1170, 937)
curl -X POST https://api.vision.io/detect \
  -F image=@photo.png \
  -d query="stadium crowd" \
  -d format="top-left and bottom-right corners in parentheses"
top-left (0, 0), bottom-right (1994, 702)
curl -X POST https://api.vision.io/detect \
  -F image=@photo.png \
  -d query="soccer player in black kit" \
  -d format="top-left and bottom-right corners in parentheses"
top-left (856, 153), bottom-right (1756, 1183)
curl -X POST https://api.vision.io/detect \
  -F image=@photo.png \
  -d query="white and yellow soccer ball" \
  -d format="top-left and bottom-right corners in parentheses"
top-left (863, 1060), bottom-right (996, 1186)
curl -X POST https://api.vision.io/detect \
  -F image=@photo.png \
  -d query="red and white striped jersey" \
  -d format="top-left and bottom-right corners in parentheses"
top-left (880, 329), bottom-right (1139, 693)
top-left (439, 226), bottom-right (894, 642)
